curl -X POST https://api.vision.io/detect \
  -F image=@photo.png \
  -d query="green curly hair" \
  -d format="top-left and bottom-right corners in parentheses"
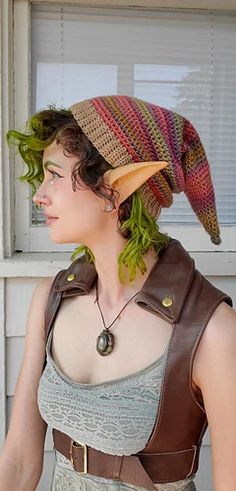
top-left (7, 107), bottom-right (169, 283)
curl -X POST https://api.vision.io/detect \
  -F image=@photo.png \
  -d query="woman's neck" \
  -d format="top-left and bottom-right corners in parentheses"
top-left (93, 245), bottom-right (158, 309)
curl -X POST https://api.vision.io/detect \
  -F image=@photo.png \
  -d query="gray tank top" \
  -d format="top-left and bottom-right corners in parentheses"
top-left (37, 329), bottom-right (195, 491)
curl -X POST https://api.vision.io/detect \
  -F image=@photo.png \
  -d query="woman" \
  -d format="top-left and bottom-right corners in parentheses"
top-left (1, 95), bottom-right (235, 491)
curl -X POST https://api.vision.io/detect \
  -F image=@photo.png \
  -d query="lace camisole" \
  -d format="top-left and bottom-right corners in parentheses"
top-left (37, 329), bottom-right (196, 491)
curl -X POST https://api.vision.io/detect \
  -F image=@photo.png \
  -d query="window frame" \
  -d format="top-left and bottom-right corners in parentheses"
top-left (2, 0), bottom-right (236, 260)
top-left (13, 1), bottom-right (236, 253)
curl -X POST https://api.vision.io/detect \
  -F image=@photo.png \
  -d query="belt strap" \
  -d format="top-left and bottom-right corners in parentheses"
top-left (53, 428), bottom-right (198, 484)
top-left (53, 429), bottom-right (157, 491)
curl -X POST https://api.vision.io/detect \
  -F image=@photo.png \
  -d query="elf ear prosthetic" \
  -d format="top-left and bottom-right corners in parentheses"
top-left (103, 161), bottom-right (168, 206)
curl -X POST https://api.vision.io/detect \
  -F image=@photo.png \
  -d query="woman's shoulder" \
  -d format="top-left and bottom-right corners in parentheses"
top-left (24, 277), bottom-right (55, 343)
top-left (193, 301), bottom-right (236, 389)
top-left (33, 276), bottom-right (55, 298)
top-left (204, 301), bottom-right (236, 354)
top-left (29, 277), bottom-right (55, 321)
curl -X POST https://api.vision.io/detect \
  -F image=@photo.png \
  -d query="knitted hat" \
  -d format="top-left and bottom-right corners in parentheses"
top-left (70, 95), bottom-right (221, 245)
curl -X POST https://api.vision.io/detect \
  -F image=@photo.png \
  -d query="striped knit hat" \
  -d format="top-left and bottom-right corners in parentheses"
top-left (70, 95), bottom-right (221, 245)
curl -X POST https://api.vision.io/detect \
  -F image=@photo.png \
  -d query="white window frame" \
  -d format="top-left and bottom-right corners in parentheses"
top-left (13, 0), bottom-right (236, 254)
top-left (0, 0), bottom-right (14, 446)
top-left (1, 0), bottom-right (236, 269)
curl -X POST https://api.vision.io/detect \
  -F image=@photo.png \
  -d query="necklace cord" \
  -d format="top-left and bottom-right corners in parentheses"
top-left (95, 281), bottom-right (139, 331)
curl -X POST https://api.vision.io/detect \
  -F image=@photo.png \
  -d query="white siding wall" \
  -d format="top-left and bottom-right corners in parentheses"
top-left (3, 273), bottom-right (236, 490)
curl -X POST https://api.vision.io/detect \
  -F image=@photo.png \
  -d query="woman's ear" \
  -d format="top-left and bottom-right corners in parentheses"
top-left (103, 161), bottom-right (168, 205)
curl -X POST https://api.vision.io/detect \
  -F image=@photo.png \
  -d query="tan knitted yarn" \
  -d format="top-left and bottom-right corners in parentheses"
top-left (70, 95), bottom-right (221, 244)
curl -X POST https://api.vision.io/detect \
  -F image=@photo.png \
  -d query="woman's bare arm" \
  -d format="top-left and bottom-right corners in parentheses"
top-left (0, 277), bottom-right (54, 491)
top-left (193, 301), bottom-right (236, 491)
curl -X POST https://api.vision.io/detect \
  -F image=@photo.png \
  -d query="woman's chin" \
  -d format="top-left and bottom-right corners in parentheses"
top-left (49, 230), bottom-right (80, 245)
top-left (49, 229), bottom-right (68, 244)
top-left (47, 223), bottom-right (87, 245)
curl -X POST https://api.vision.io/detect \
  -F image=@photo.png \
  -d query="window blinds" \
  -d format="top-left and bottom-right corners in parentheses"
top-left (31, 5), bottom-right (236, 225)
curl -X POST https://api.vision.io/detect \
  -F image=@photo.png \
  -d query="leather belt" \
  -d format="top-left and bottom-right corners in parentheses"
top-left (53, 428), bottom-right (157, 491)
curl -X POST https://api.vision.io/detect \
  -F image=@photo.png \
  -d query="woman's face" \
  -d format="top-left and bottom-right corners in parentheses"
top-left (33, 140), bottom-right (115, 245)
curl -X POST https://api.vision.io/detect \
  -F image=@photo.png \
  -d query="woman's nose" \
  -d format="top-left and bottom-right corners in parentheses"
top-left (33, 188), bottom-right (51, 207)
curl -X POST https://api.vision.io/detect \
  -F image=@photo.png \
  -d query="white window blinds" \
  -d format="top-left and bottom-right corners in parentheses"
top-left (31, 5), bottom-right (236, 226)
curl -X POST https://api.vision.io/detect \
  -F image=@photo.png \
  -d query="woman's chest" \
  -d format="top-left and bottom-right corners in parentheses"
top-left (50, 294), bottom-right (173, 384)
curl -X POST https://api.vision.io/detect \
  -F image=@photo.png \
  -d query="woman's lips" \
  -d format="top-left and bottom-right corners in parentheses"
top-left (45, 216), bottom-right (59, 225)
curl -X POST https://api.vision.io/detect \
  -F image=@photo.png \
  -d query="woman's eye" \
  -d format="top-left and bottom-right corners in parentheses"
top-left (47, 169), bottom-right (63, 180)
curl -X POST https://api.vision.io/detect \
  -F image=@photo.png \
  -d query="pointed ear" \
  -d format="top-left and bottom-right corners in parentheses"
top-left (103, 161), bottom-right (168, 205)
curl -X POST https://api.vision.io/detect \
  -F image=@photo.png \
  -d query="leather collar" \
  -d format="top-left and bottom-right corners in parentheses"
top-left (54, 238), bottom-right (195, 324)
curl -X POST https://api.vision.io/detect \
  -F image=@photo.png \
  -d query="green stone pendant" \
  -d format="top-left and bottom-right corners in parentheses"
top-left (96, 330), bottom-right (114, 356)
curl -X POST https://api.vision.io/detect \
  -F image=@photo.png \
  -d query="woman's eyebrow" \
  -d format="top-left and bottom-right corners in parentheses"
top-left (43, 160), bottom-right (63, 170)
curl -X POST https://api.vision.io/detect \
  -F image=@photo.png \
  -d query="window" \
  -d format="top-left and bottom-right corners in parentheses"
top-left (14, 4), bottom-right (236, 252)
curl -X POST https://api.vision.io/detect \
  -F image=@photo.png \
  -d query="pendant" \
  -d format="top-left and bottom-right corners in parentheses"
top-left (96, 329), bottom-right (114, 356)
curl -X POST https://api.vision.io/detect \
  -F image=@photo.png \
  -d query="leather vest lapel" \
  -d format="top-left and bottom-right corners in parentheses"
top-left (54, 255), bottom-right (97, 295)
top-left (136, 239), bottom-right (195, 323)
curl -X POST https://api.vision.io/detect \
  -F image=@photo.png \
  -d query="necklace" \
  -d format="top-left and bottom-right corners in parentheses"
top-left (95, 281), bottom-right (139, 356)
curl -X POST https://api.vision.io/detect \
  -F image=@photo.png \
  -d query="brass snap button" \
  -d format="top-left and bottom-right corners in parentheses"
top-left (67, 273), bottom-right (75, 282)
top-left (162, 297), bottom-right (173, 307)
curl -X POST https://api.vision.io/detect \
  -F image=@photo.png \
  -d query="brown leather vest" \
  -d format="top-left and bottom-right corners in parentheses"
top-left (43, 238), bottom-right (232, 483)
